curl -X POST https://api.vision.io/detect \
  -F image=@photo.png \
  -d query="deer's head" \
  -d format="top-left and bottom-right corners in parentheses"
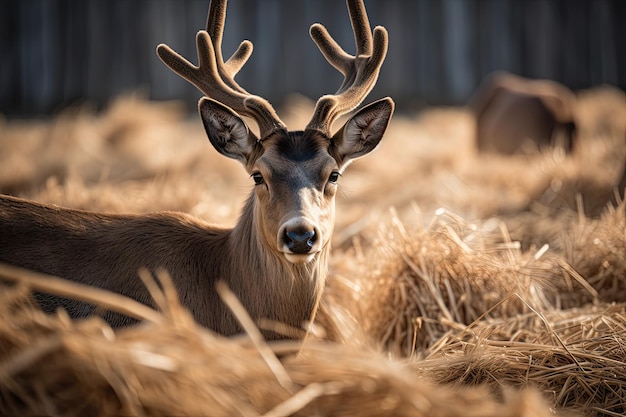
top-left (157, 0), bottom-right (393, 264)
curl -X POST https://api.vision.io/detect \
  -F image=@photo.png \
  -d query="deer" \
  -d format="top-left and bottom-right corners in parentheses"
top-left (470, 72), bottom-right (577, 155)
top-left (0, 0), bottom-right (394, 340)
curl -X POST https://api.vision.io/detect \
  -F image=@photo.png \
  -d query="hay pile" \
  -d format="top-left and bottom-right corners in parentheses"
top-left (415, 304), bottom-right (626, 415)
top-left (1, 89), bottom-right (625, 416)
top-left (337, 202), bottom-right (625, 356)
top-left (0, 266), bottom-right (553, 417)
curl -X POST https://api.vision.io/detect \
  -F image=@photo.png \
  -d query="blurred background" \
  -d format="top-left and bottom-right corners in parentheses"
top-left (0, 0), bottom-right (624, 116)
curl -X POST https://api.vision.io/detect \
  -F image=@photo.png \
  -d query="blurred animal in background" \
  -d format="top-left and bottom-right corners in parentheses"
top-left (469, 72), bottom-right (578, 155)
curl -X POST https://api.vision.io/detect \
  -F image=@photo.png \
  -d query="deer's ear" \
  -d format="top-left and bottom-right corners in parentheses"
top-left (199, 98), bottom-right (259, 162)
top-left (331, 97), bottom-right (394, 166)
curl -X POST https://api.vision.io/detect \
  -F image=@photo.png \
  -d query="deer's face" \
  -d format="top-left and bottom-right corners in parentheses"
top-left (250, 131), bottom-right (339, 263)
top-left (200, 97), bottom-right (393, 264)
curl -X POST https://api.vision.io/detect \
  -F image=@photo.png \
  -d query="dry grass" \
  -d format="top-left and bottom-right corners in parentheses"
top-left (0, 266), bottom-right (557, 417)
top-left (335, 201), bottom-right (625, 357)
top-left (415, 304), bottom-right (626, 415)
top-left (0, 87), bottom-right (625, 416)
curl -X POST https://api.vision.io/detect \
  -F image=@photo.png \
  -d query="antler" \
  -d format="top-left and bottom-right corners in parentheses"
top-left (156, 0), bottom-right (287, 140)
top-left (306, 0), bottom-right (389, 135)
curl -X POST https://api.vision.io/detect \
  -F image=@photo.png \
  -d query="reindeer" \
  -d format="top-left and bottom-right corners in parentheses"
top-left (470, 72), bottom-right (577, 155)
top-left (0, 0), bottom-right (393, 339)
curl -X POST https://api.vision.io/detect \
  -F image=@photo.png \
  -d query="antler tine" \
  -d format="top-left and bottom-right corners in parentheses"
top-left (206, 0), bottom-right (250, 86)
top-left (206, 0), bottom-right (228, 64)
top-left (156, 0), bottom-right (286, 139)
top-left (306, 0), bottom-right (388, 135)
top-left (347, 0), bottom-right (373, 57)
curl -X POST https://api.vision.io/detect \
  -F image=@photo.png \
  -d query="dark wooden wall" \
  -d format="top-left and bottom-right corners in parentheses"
top-left (0, 0), bottom-right (623, 115)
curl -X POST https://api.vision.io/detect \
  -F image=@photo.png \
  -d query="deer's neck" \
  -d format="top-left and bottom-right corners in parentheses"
top-left (226, 194), bottom-right (328, 334)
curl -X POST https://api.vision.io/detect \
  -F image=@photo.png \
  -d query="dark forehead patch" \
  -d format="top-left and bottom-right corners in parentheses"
top-left (269, 130), bottom-right (329, 162)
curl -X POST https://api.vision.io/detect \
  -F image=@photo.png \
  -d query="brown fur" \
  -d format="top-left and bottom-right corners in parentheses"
top-left (0, 194), bottom-right (322, 338)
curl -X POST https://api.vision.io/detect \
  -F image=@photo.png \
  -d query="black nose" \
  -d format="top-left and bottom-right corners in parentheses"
top-left (284, 229), bottom-right (316, 254)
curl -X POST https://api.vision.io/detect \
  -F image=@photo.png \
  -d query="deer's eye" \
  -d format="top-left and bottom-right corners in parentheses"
top-left (251, 172), bottom-right (264, 185)
top-left (328, 171), bottom-right (341, 184)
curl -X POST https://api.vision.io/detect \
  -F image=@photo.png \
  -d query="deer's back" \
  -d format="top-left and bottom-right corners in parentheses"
top-left (0, 195), bottom-right (233, 330)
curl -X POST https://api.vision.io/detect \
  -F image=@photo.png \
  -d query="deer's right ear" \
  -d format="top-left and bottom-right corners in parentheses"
top-left (331, 97), bottom-right (394, 166)
top-left (199, 98), bottom-right (259, 163)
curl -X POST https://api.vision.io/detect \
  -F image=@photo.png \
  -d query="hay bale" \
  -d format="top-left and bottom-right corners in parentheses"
top-left (333, 199), bottom-right (625, 358)
top-left (347, 210), bottom-right (568, 356)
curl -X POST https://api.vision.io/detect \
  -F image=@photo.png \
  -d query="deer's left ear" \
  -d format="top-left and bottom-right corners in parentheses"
top-left (331, 97), bottom-right (394, 166)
